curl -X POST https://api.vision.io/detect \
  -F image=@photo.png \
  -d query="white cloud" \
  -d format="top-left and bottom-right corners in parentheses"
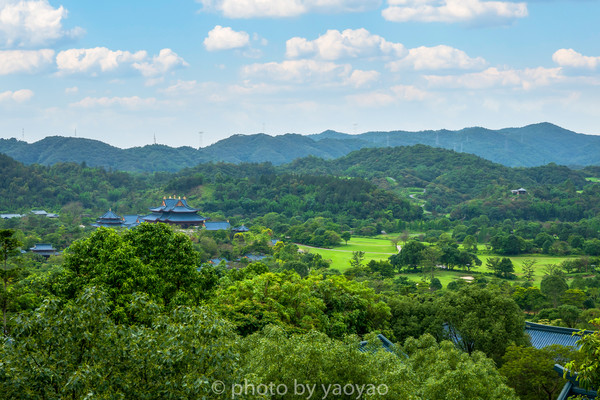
top-left (161, 80), bottom-right (199, 95)
top-left (70, 96), bottom-right (157, 110)
top-left (0, 0), bottom-right (83, 47)
top-left (56, 47), bottom-right (147, 75)
top-left (424, 66), bottom-right (562, 90)
top-left (553, 49), bottom-right (600, 70)
top-left (0, 89), bottom-right (34, 102)
top-left (65, 86), bottom-right (78, 94)
top-left (382, 0), bottom-right (528, 25)
top-left (242, 59), bottom-right (353, 84)
top-left (132, 49), bottom-right (189, 77)
top-left (286, 28), bottom-right (405, 60)
top-left (390, 84), bottom-right (429, 100)
top-left (197, 0), bottom-right (380, 18)
top-left (204, 25), bottom-right (250, 51)
top-left (56, 47), bottom-right (187, 77)
top-left (0, 49), bottom-right (54, 74)
top-left (387, 45), bottom-right (486, 70)
top-left (346, 69), bottom-right (380, 87)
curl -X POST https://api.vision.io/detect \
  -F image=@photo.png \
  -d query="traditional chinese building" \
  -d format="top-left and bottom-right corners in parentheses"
top-left (30, 243), bottom-right (59, 258)
top-left (92, 209), bottom-right (141, 229)
top-left (142, 196), bottom-right (207, 228)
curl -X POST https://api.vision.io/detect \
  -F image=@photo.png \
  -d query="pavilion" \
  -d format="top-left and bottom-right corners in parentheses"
top-left (142, 196), bottom-right (207, 228)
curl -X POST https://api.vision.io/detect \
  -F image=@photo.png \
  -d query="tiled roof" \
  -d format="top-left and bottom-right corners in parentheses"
top-left (554, 364), bottom-right (597, 400)
top-left (205, 221), bottom-right (231, 231)
top-left (99, 210), bottom-right (122, 220)
top-left (525, 322), bottom-right (594, 349)
top-left (150, 198), bottom-right (198, 213)
top-left (30, 243), bottom-right (56, 251)
top-left (359, 334), bottom-right (404, 357)
top-left (0, 214), bottom-right (22, 219)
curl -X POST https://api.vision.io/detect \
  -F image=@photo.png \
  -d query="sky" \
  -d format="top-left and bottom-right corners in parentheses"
top-left (0, 0), bottom-right (599, 148)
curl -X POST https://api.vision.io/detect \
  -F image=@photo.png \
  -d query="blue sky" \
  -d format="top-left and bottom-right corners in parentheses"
top-left (1, 0), bottom-right (599, 148)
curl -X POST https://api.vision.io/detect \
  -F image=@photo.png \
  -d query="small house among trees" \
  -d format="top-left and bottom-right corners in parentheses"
top-left (30, 243), bottom-right (59, 258)
top-left (511, 188), bottom-right (527, 195)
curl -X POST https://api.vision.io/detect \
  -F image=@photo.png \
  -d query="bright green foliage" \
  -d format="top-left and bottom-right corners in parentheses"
top-left (566, 319), bottom-right (600, 391)
top-left (213, 272), bottom-right (391, 338)
top-left (389, 240), bottom-right (426, 271)
top-left (0, 228), bottom-right (23, 336)
top-left (440, 286), bottom-right (529, 363)
top-left (500, 344), bottom-right (575, 400)
top-left (242, 327), bottom-right (517, 400)
top-left (512, 286), bottom-right (548, 312)
top-left (57, 224), bottom-right (201, 322)
top-left (403, 334), bottom-right (519, 400)
top-left (0, 288), bottom-right (247, 399)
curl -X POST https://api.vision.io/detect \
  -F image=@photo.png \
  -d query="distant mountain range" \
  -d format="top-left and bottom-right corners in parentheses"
top-left (1, 122), bottom-right (599, 172)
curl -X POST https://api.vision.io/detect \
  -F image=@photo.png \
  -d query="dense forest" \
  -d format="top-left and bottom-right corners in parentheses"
top-left (2, 141), bottom-right (600, 398)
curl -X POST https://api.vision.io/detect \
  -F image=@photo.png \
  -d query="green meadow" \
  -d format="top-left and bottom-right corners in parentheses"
top-left (299, 236), bottom-right (578, 288)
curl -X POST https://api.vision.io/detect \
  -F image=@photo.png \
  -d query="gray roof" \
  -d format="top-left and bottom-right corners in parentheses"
top-left (525, 322), bottom-right (594, 349)
top-left (0, 214), bottom-right (22, 219)
top-left (204, 221), bottom-right (231, 231)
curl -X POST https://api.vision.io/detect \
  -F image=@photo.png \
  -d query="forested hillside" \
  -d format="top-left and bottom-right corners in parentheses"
top-left (2, 123), bottom-right (599, 172)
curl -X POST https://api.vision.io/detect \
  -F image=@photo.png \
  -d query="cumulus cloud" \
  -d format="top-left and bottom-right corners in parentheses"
top-left (242, 59), bottom-right (355, 84)
top-left (346, 69), bottom-right (380, 87)
top-left (132, 49), bottom-right (189, 77)
top-left (0, 49), bottom-right (54, 74)
top-left (382, 0), bottom-right (528, 25)
top-left (0, 0), bottom-right (83, 47)
top-left (56, 47), bottom-right (147, 75)
top-left (553, 49), bottom-right (600, 70)
top-left (387, 45), bottom-right (486, 70)
top-left (286, 28), bottom-right (405, 60)
top-left (197, 0), bottom-right (380, 18)
top-left (204, 26), bottom-right (250, 51)
top-left (0, 89), bottom-right (34, 102)
top-left (70, 96), bottom-right (157, 110)
top-left (424, 66), bottom-right (562, 90)
top-left (56, 47), bottom-right (187, 77)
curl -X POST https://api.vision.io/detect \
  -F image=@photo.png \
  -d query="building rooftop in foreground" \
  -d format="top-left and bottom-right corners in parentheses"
top-left (525, 321), bottom-right (594, 349)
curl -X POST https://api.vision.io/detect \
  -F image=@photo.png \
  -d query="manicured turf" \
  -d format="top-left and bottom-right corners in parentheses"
top-left (299, 236), bottom-right (578, 288)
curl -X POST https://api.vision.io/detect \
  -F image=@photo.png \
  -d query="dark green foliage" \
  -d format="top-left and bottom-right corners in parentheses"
top-left (440, 286), bottom-right (529, 363)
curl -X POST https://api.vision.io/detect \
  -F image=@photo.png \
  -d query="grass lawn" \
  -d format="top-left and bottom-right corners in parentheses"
top-left (299, 236), bottom-right (578, 288)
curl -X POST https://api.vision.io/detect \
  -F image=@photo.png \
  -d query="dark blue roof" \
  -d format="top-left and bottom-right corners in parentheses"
top-left (30, 243), bottom-right (56, 251)
top-left (554, 364), bottom-right (597, 399)
top-left (233, 225), bottom-right (250, 232)
top-left (359, 334), bottom-right (405, 357)
top-left (205, 221), bottom-right (231, 231)
top-left (149, 198), bottom-right (198, 213)
top-left (525, 322), bottom-right (594, 349)
top-left (98, 210), bottom-right (122, 220)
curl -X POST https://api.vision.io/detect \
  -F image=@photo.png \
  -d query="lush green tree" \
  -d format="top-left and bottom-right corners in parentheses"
top-left (341, 231), bottom-right (351, 245)
top-left (500, 344), bottom-right (575, 400)
top-left (403, 334), bottom-right (519, 400)
top-left (0, 229), bottom-right (23, 336)
top-left (367, 259), bottom-right (396, 278)
top-left (439, 286), bottom-right (529, 363)
top-left (0, 288), bottom-right (249, 399)
top-left (512, 286), bottom-right (548, 312)
top-left (349, 250), bottom-right (365, 269)
top-left (565, 318), bottom-right (600, 391)
top-left (541, 274), bottom-right (569, 308)
top-left (389, 240), bottom-right (426, 272)
top-left (521, 259), bottom-right (537, 282)
top-left (385, 295), bottom-right (443, 343)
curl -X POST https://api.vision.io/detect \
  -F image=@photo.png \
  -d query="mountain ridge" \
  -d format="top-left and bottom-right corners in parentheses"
top-left (1, 123), bottom-right (599, 172)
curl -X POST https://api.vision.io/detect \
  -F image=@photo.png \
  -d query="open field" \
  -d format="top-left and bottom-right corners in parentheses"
top-left (299, 236), bottom-right (579, 287)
